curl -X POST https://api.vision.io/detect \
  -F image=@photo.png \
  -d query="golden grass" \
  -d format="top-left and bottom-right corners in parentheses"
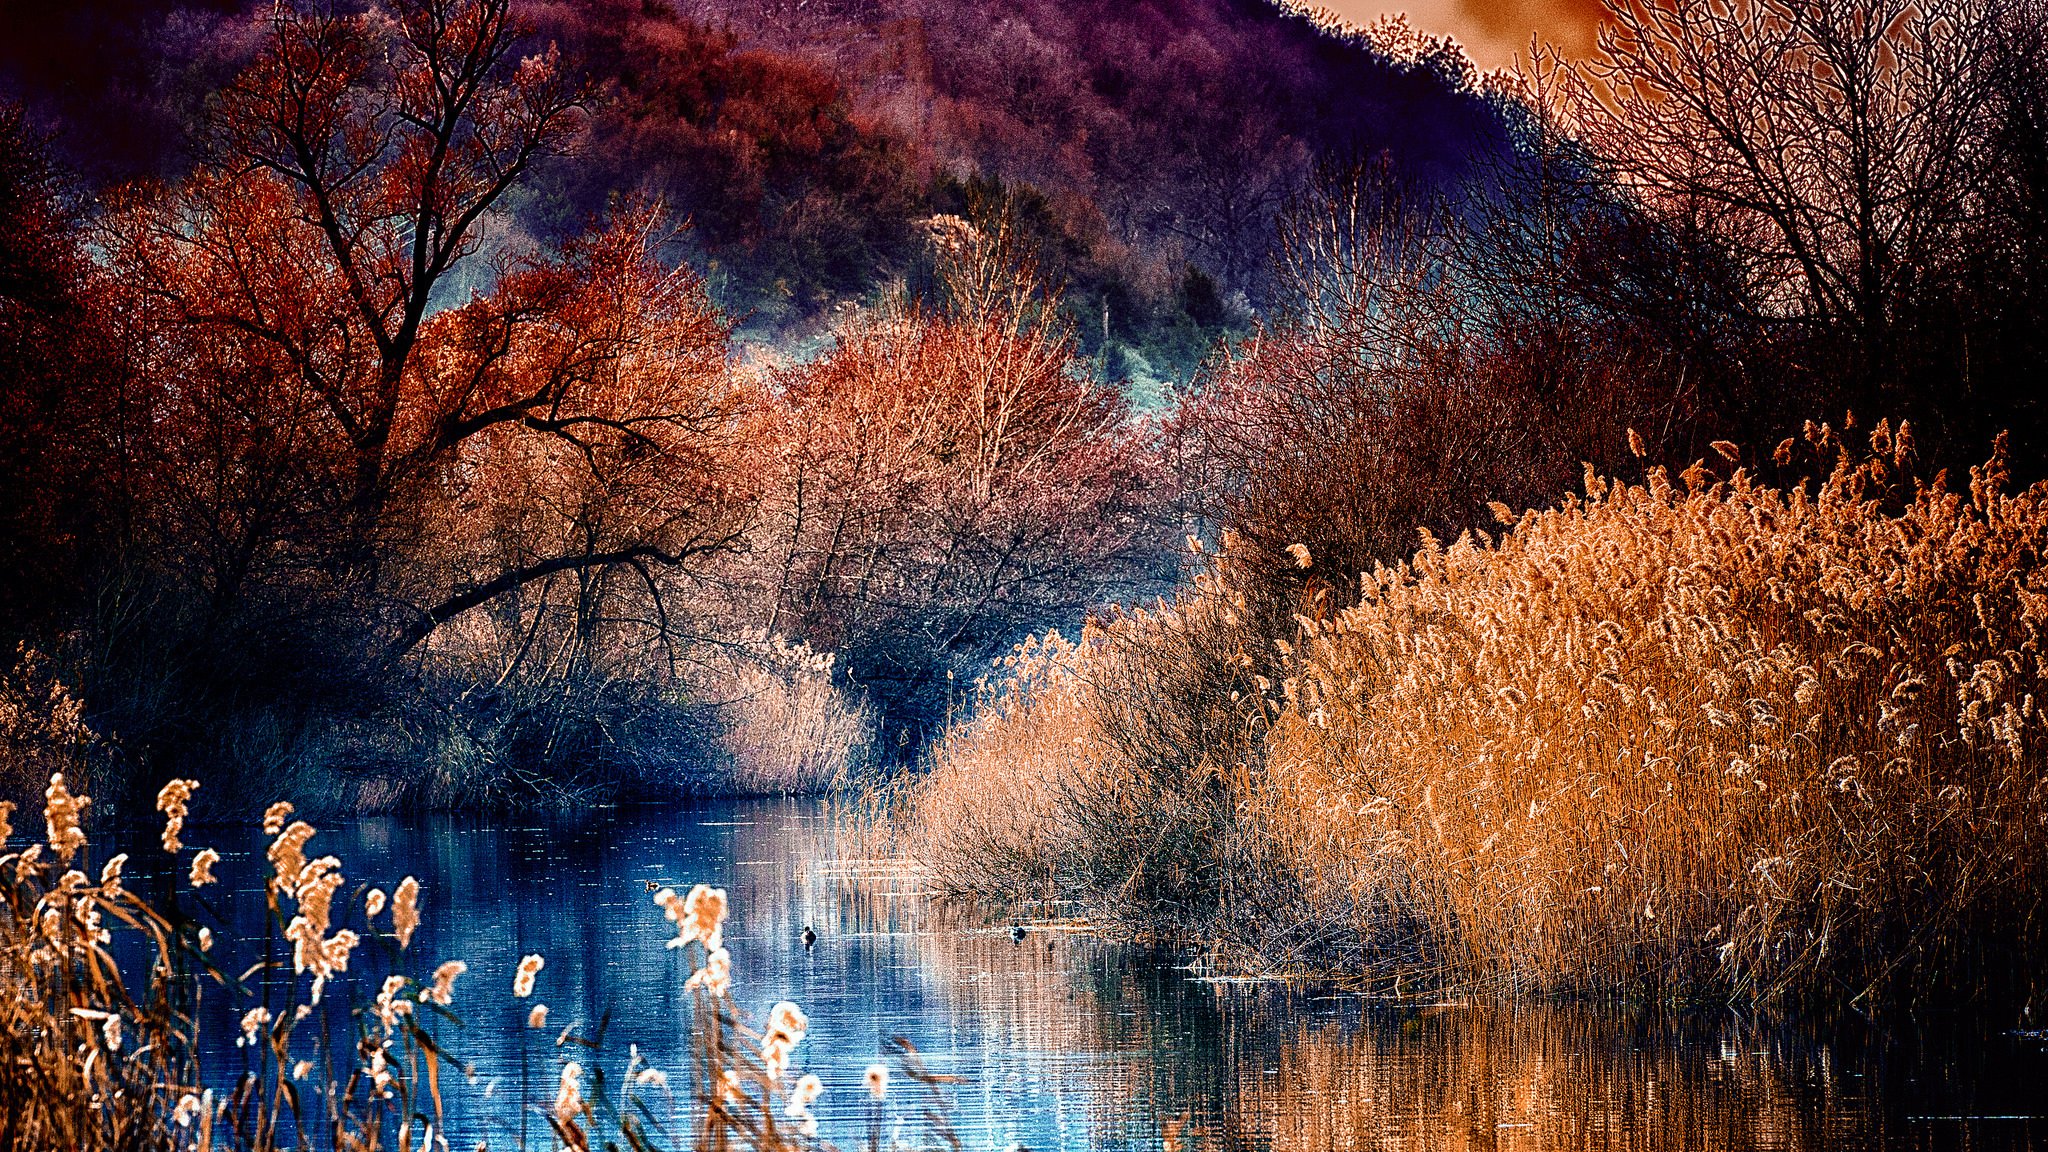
top-left (909, 424), bottom-right (2048, 1005)
top-left (705, 635), bottom-right (875, 795)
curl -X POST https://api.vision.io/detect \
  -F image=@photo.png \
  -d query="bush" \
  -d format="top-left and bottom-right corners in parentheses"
top-left (908, 425), bottom-right (2048, 1006)
top-left (701, 634), bottom-right (876, 795)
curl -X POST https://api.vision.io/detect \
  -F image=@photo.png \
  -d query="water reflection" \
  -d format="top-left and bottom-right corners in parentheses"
top-left (151, 799), bottom-right (2045, 1151)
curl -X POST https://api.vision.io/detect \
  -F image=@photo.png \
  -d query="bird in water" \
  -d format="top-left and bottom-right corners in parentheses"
top-left (642, 880), bottom-right (659, 892)
top-left (801, 925), bottom-right (817, 951)
top-left (1010, 924), bottom-right (1027, 944)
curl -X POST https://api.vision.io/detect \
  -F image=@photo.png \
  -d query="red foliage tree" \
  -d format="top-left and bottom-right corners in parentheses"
top-left (99, 0), bottom-right (751, 672)
top-left (754, 215), bottom-right (1166, 745)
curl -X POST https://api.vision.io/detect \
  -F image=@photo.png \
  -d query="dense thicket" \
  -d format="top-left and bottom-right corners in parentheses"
top-left (907, 0), bottom-right (2048, 1008)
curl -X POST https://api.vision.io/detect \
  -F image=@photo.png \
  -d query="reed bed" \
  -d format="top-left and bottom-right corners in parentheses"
top-left (706, 635), bottom-right (875, 795)
top-left (908, 424), bottom-right (2048, 1006)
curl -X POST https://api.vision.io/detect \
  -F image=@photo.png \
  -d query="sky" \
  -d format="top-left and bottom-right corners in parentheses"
top-left (1327, 0), bottom-right (1607, 69)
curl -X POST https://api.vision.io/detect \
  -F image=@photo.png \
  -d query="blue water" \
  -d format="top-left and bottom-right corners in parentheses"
top-left (133, 798), bottom-right (2048, 1151)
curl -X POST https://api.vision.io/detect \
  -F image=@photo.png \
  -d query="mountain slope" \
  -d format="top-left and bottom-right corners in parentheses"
top-left (4, 0), bottom-right (1509, 373)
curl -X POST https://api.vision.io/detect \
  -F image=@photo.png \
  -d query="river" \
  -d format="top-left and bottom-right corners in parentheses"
top-left (158, 797), bottom-right (2047, 1151)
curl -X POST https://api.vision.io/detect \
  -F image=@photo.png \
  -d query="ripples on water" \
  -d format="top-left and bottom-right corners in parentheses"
top-left (140, 799), bottom-right (2046, 1151)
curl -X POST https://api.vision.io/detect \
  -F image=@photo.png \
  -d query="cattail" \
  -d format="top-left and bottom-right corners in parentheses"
top-left (391, 876), bottom-right (420, 949)
top-left (513, 952), bottom-right (544, 997)
top-left (658, 883), bottom-right (729, 951)
top-left (1711, 440), bottom-right (1740, 463)
top-left (761, 999), bottom-right (808, 1083)
top-left (156, 778), bottom-right (199, 853)
top-left (0, 799), bottom-right (11, 844)
top-left (762, 1035), bottom-right (793, 1083)
top-left (43, 773), bottom-right (88, 863)
top-left (284, 855), bottom-right (352, 978)
top-left (61, 875), bottom-right (110, 945)
top-left (189, 848), bottom-right (219, 887)
top-left (262, 801), bottom-right (294, 837)
top-left (293, 1060), bottom-right (313, 1081)
top-left (375, 975), bottom-right (412, 1030)
top-left (417, 955), bottom-right (466, 1000)
top-left (1286, 542), bottom-right (1312, 569)
top-left (240, 1007), bottom-right (271, 1045)
top-left (554, 1062), bottom-right (585, 1124)
top-left (767, 1000), bottom-right (808, 1044)
top-left (99, 852), bottom-right (127, 894)
top-left (684, 946), bottom-right (731, 995)
top-left (103, 1014), bottom-right (122, 1051)
top-left (864, 1062), bottom-right (889, 1101)
top-left (266, 821), bottom-right (315, 886)
top-left (787, 1072), bottom-right (824, 1119)
top-left (198, 926), bottom-right (213, 952)
top-left (173, 1094), bottom-right (203, 1128)
top-left (528, 1003), bottom-right (549, 1028)
top-left (423, 959), bottom-right (466, 1005)
top-left (363, 887), bottom-right (385, 918)
top-left (635, 1066), bottom-right (667, 1088)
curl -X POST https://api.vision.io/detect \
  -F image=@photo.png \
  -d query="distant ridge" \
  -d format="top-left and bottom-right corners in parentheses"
top-left (2, 0), bottom-right (1509, 357)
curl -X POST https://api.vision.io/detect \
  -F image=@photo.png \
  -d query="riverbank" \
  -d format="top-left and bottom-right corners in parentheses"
top-left (902, 430), bottom-right (2048, 1010)
top-left (0, 633), bottom-right (871, 825)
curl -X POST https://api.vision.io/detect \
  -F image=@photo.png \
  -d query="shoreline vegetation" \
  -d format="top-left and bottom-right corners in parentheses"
top-left (3, 0), bottom-right (2047, 833)
top-left (901, 427), bottom-right (2048, 1010)
top-left (0, 761), bottom-right (958, 1150)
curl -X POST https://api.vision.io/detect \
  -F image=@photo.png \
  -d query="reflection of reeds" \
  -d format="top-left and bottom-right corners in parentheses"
top-left (1226, 1005), bottom-right (1882, 1152)
top-left (817, 840), bottom-right (1907, 1152)
top-left (806, 847), bottom-right (1209, 1145)
top-left (909, 427), bottom-right (2048, 1005)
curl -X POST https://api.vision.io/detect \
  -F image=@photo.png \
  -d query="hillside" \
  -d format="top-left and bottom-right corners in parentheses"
top-left (3, 0), bottom-right (1506, 382)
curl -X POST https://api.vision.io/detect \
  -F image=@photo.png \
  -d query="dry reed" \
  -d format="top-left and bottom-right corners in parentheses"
top-left (909, 424), bottom-right (2048, 1006)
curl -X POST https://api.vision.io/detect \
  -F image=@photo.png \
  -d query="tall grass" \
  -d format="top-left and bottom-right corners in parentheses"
top-left (908, 423), bottom-right (2048, 1006)
top-left (702, 635), bottom-right (875, 795)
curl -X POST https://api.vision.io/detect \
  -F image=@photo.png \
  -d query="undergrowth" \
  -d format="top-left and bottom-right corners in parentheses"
top-left (906, 423), bottom-right (2048, 1008)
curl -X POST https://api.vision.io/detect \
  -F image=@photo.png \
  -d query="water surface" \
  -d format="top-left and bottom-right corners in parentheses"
top-left (160, 799), bottom-right (2048, 1151)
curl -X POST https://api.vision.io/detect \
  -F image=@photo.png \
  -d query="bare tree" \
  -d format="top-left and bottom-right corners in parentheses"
top-left (1564, 0), bottom-right (2022, 405)
top-left (109, 0), bottom-right (755, 669)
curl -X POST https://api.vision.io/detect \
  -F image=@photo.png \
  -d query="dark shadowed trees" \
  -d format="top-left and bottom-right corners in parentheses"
top-left (1565, 0), bottom-right (2048, 466)
top-left (42, 0), bottom-right (764, 798)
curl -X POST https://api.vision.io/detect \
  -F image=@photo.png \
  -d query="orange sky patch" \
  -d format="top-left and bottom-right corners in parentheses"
top-left (1324, 0), bottom-right (1607, 69)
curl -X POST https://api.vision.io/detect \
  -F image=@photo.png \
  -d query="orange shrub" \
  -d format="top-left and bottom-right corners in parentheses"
top-left (911, 423), bottom-right (2048, 1005)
